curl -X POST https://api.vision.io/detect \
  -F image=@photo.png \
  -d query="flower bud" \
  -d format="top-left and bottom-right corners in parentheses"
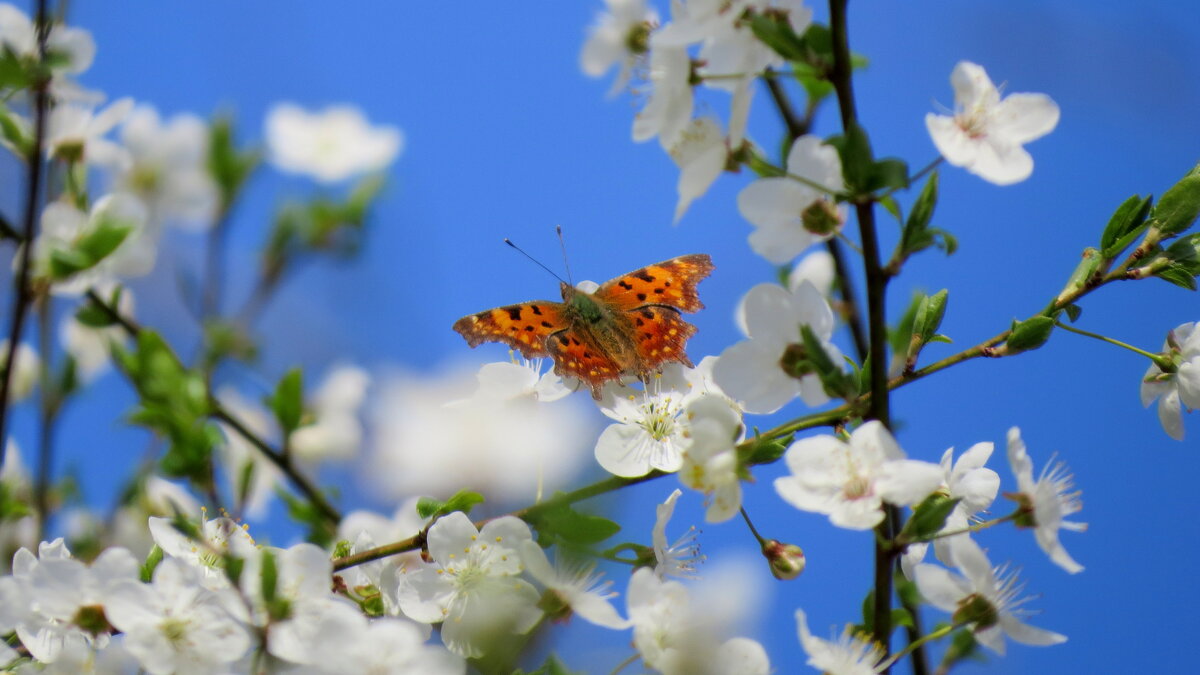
top-left (802, 199), bottom-right (843, 236)
top-left (761, 539), bottom-right (806, 580)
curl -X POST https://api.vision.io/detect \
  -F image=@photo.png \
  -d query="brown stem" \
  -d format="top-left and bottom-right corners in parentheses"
top-left (0, 0), bottom-right (51, 468)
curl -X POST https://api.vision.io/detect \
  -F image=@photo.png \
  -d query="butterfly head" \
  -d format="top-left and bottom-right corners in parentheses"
top-left (561, 281), bottom-right (604, 323)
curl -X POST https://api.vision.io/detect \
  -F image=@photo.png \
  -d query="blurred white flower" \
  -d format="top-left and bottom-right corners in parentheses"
top-left (266, 103), bottom-right (402, 183)
top-left (106, 558), bottom-right (251, 674)
top-left (368, 367), bottom-right (592, 503)
top-left (0, 3), bottom-right (95, 75)
top-left (663, 80), bottom-right (751, 223)
top-left (913, 535), bottom-right (1066, 655)
top-left (0, 339), bottom-right (38, 402)
top-left (306, 608), bottom-right (466, 675)
top-left (738, 135), bottom-right (845, 264)
top-left (580, 0), bottom-right (658, 96)
top-left (795, 608), bottom-right (885, 675)
top-left (519, 540), bottom-right (629, 629)
top-left (397, 513), bottom-right (541, 658)
top-left (147, 511), bottom-right (257, 589)
top-left (114, 105), bottom-right (218, 230)
top-left (1140, 321), bottom-right (1200, 440)
top-left (30, 194), bottom-right (154, 296)
top-left (109, 475), bottom-right (202, 559)
top-left (775, 421), bottom-right (944, 530)
top-left (594, 358), bottom-right (730, 478)
top-left (626, 566), bottom-right (770, 675)
top-left (788, 250), bottom-right (836, 297)
top-left (1005, 427), bottom-right (1085, 574)
top-left (27, 546), bottom-right (139, 661)
top-left (715, 280), bottom-right (842, 414)
top-left (47, 98), bottom-right (134, 168)
top-left (652, 489), bottom-right (703, 579)
top-left (632, 45), bottom-right (693, 145)
top-left (926, 61), bottom-right (1059, 185)
top-left (290, 363), bottom-right (370, 463)
top-left (678, 394), bottom-right (745, 522)
top-left (472, 358), bottom-right (571, 403)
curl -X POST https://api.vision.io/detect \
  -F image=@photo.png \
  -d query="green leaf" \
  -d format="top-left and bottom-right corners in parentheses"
top-left (140, 545), bottom-right (164, 583)
top-left (742, 435), bottom-right (789, 466)
top-left (903, 171), bottom-right (939, 247)
top-left (866, 158), bottom-right (909, 193)
top-left (1006, 316), bottom-right (1055, 354)
top-left (77, 218), bottom-right (133, 262)
top-left (1153, 171), bottom-right (1200, 236)
top-left (260, 548), bottom-right (279, 604)
top-left (912, 289), bottom-right (949, 346)
top-left (1100, 194), bottom-right (1152, 254)
top-left (1165, 232), bottom-right (1200, 273)
top-left (800, 324), bottom-right (853, 399)
top-left (830, 122), bottom-right (874, 192)
top-left (268, 368), bottom-right (304, 434)
top-left (900, 493), bottom-right (961, 541)
top-left (891, 607), bottom-right (914, 630)
top-left (526, 501), bottom-right (621, 547)
top-left (441, 490), bottom-right (486, 517)
top-left (415, 496), bottom-right (444, 520)
top-left (224, 553), bottom-right (245, 588)
top-left (1156, 264), bottom-right (1198, 290)
top-left (74, 302), bottom-right (116, 328)
top-left (1063, 304), bottom-right (1083, 323)
top-left (878, 195), bottom-right (902, 223)
top-left (48, 248), bottom-right (92, 279)
top-left (747, 12), bottom-right (808, 62)
top-left (0, 103), bottom-right (30, 158)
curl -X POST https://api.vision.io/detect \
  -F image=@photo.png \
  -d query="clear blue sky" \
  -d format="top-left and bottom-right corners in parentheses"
top-left (6, 0), bottom-right (1198, 672)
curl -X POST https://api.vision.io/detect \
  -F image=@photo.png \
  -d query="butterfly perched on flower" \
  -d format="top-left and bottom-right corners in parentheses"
top-left (453, 254), bottom-right (714, 398)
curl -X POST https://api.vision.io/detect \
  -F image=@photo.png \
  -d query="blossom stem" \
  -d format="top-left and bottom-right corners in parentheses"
top-left (0, 0), bottom-right (51, 469)
top-left (739, 507), bottom-right (768, 547)
top-left (83, 288), bottom-right (343, 526)
top-left (880, 622), bottom-right (962, 670)
top-left (1053, 320), bottom-right (1170, 366)
top-left (899, 511), bottom-right (1018, 546)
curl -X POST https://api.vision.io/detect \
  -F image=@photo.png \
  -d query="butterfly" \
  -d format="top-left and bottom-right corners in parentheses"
top-left (453, 254), bottom-right (714, 399)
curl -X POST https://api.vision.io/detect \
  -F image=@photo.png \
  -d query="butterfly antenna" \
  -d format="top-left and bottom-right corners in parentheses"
top-left (556, 225), bottom-right (575, 286)
top-left (504, 238), bottom-right (568, 285)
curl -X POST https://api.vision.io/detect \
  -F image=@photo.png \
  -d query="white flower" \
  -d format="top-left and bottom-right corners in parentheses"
top-left (105, 558), bottom-right (251, 675)
top-left (519, 541), bottom-right (629, 629)
top-left (47, 98), bottom-right (134, 168)
top-left (265, 103), bottom-right (402, 183)
top-left (626, 567), bottom-right (769, 675)
top-left (60, 285), bottom-right (133, 382)
top-left (663, 79), bottom-right (752, 223)
top-left (0, 340), bottom-right (38, 402)
top-left (913, 535), bottom-right (1067, 655)
top-left (795, 608), bottom-right (885, 675)
top-left (652, 489), bottom-right (703, 578)
top-left (632, 45), bottom-right (693, 145)
top-left (581, 0), bottom-right (658, 96)
top-left (901, 442), bottom-right (1000, 578)
top-left (1005, 427), bottom-right (1085, 574)
top-left (147, 511), bottom-right (257, 588)
top-left (337, 499), bottom-right (427, 618)
top-left (714, 281), bottom-right (842, 414)
top-left (1140, 321), bottom-right (1200, 440)
top-left (306, 609), bottom-right (466, 675)
top-left (109, 476), bottom-right (202, 559)
top-left (290, 363), bottom-right (370, 463)
top-left (0, 3), bottom-right (94, 74)
top-left (369, 367), bottom-right (592, 503)
top-left (679, 395), bottom-right (745, 522)
top-left (738, 135), bottom-right (845, 264)
top-left (775, 421), bottom-right (944, 530)
top-left (788, 250), bottom-right (836, 297)
top-left (925, 61), bottom-right (1059, 185)
top-left (5, 539), bottom-right (92, 664)
top-left (31, 194), bottom-right (153, 296)
top-left (114, 105), bottom-right (218, 230)
top-left (397, 512), bottom-right (541, 658)
top-left (471, 358), bottom-right (571, 403)
top-left (242, 543), bottom-right (358, 666)
top-left (594, 359), bottom-right (729, 478)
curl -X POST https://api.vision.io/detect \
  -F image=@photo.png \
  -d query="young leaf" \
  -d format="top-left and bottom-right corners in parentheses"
top-left (912, 289), bottom-right (949, 346)
top-left (1006, 316), bottom-right (1055, 353)
top-left (1153, 170), bottom-right (1200, 236)
top-left (268, 368), bottom-right (304, 434)
top-left (1100, 194), bottom-right (1152, 254)
top-left (899, 493), bottom-right (960, 542)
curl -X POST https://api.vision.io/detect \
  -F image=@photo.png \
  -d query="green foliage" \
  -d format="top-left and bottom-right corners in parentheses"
top-left (897, 171), bottom-right (956, 262)
top-left (741, 434), bottom-right (790, 466)
top-left (48, 218), bottom-right (133, 280)
top-left (267, 368), bottom-right (304, 434)
top-left (1100, 194), bottom-right (1152, 257)
top-left (899, 493), bottom-right (961, 542)
top-left (415, 489), bottom-right (486, 520)
top-left (114, 331), bottom-right (218, 483)
top-left (800, 324), bottom-right (856, 399)
top-left (525, 499), bottom-right (621, 549)
top-left (208, 114), bottom-right (260, 212)
top-left (278, 488), bottom-right (337, 547)
top-left (911, 289), bottom-right (950, 350)
top-left (140, 545), bottom-right (164, 583)
top-left (1006, 316), bottom-right (1055, 354)
top-left (1151, 169), bottom-right (1200, 236)
top-left (75, 286), bottom-right (126, 328)
top-left (0, 102), bottom-right (31, 158)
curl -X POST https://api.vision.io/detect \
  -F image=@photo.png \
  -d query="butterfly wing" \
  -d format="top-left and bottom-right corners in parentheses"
top-left (593, 253), bottom-right (714, 313)
top-left (452, 301), bottom-right (570, 359)
top-left (545, 328), bottom-right (624, 398)
top-left (626, 305), bottom-right (698, 371)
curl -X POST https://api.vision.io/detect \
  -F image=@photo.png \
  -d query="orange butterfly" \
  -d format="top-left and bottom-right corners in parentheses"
top-left (453, 254), bottom-right (714, 399)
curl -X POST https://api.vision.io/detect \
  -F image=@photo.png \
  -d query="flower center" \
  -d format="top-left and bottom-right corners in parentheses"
top-left (161, 616), bottom-right (190, 646)
top-left (638, 398), bottom-right (678, 441)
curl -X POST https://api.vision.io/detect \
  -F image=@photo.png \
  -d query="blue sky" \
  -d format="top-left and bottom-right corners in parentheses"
top-left (4, 0), bottom-right (1199, 672)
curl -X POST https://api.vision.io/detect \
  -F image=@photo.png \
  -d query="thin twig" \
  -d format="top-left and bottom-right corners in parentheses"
top-left (0, 0), bottom-right (51, 467)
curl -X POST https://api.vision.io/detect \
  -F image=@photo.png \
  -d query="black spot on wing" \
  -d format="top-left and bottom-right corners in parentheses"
top-left (506, 307), bottom-right (523, 321)
top-left (633, 270), bottom-right (656, 282)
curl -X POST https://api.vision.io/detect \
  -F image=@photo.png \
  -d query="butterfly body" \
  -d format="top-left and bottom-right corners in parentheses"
top-left (453, 254), bottom-right (714, 398)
